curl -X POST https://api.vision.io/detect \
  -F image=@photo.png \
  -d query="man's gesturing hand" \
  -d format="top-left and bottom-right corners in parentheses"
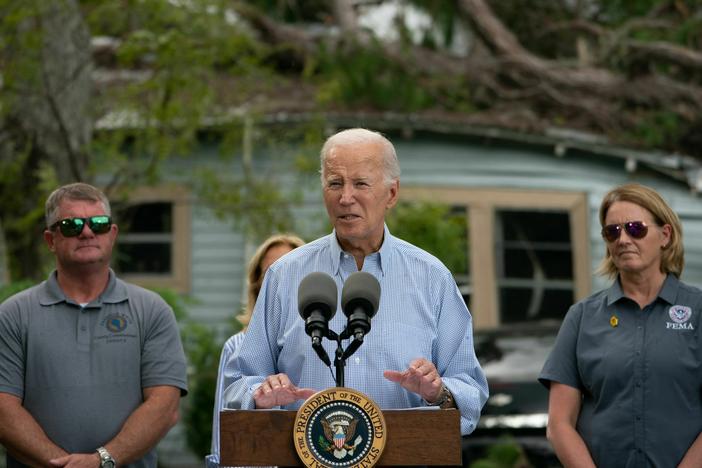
top-left (253, 373), bottom-right (317, 409)
top-left (383, 358), bottom-right (443, 403)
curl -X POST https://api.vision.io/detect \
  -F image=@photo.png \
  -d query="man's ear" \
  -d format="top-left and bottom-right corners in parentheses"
top-left (44, 230), bottom-right (56, 252)
top-left (386, 180), bottom-right (399, 210)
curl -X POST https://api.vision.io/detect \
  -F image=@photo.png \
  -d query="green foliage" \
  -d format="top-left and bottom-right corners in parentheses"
top-left (315, 40), bottom-right (434, 112)
top-left (627, 110), bottom-right (683, 148)
top-left (180, 321), bottom-right (222, 458)
top-left (469, 437), bottom-right (532, 468)
top-left (243, 0), bottom-right (331, 23)
top-left (152, 287), bottom-right (225, 458)
top-left (0, 280), bottom-right (35, 302)
top-left (408, 0), bottom-right (460, 49)
top-left (85, 0), bottom-right (271, 188)
top-left (193, 120), bottom-right (323, 239)
top-left (596, 0), bottom-right (667, 25)
top-left (386, 201), bottom-right (468, 274)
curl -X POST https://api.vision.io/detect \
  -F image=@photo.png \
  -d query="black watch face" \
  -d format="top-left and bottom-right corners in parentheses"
top-left (103, 461), bottom-right (115, 468)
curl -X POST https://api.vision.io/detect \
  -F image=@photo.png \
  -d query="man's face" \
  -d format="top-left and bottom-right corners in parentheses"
top-left (322, 141), bottom-right (398, 253)
top-left (44, 199), bottom-right (118, 270)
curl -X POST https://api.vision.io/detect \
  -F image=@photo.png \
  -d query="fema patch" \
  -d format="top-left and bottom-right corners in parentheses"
top-left (666, 305), bottom-right (695, 331)
top-left (669, 305), bottom-right (692, 323)
top-left (294, 387), bottom-right (386, 468)
top-left (105, 314), bottom-right (129, 333)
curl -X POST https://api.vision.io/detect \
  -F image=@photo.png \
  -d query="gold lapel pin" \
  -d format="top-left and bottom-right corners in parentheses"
top-left (610, 315), bottom-right (619, 328)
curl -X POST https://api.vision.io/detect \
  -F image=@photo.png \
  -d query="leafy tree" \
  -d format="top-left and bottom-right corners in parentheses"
top-left (387, 201), bottom-right (469, 275)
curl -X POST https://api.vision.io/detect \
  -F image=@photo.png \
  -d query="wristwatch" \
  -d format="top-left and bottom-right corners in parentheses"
top-left (426, 383), bottom-right (455, 409)
top-left (96, 446), bottom-right (116, 468)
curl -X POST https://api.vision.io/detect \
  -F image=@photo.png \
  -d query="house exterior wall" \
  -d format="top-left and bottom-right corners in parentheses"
top-left (2, 130), bottom-right (701, 467)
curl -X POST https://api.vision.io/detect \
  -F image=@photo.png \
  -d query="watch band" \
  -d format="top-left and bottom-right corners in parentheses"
top-left (426, 383), bottom-right (454, 408)
top-left (96, 446), bottom-right (115, 468)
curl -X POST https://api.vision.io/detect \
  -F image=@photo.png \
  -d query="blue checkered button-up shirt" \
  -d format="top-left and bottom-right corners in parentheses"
top-left (224, 226), bottom-right (488, 435)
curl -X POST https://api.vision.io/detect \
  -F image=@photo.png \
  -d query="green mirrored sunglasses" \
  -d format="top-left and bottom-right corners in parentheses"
top-left (50, 216), bottom-right (112, 237)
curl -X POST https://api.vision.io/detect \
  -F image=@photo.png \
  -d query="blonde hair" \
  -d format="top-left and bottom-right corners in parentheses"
top-left (597, 183), bottom-right (684, 278)
top-left (237, 233), bottom-right (305, 328)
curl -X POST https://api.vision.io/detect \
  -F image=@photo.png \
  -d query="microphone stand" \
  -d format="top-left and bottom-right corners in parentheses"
top-left (326, 329), bottom-right (364, 387)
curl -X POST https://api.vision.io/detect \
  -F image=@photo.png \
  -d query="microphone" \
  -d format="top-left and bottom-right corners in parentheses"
top-left (341, 272), bottom-right (380, 342)
top-left (298, 272), bottom-right (338, 366)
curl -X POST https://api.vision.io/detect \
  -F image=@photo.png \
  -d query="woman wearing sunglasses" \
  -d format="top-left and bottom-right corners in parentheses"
top-left (539, 183), bottom-right (701, 468)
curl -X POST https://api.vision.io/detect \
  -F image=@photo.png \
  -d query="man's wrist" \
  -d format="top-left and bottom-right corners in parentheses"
top-left (96, 446), bottom-right (116, 468)
top-left (425, 383), bottom-right (454, 409)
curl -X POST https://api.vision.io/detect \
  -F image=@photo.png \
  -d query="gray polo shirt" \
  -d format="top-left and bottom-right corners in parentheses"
top-left (0, 270), bottom-right (188, 468)
top-left (539, 274), bottom-right (702, 468)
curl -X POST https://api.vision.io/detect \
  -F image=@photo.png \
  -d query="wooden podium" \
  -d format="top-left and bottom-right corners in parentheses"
top-left (220, 408), bottom-right (462, 466)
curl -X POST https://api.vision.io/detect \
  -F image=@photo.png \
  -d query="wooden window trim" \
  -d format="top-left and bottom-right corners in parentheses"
top-left (401, 187), bottom-right (590, 329)
top-left (114, 185), bottom-right (191, 294)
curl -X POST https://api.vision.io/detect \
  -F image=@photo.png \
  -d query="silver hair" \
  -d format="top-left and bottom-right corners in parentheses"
top-left (319, 128), bottom-right (401, 186)
top-left (45, 182), bottom-right (111, 227)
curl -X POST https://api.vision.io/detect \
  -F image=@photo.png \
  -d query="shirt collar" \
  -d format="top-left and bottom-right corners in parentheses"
top-left (606, 273), bottom-right (679, 306)
top-left (658, 273), bottom-right (679, 305)
top-left (327, 224), bottom-right (393, 277)
top-left (39, 269), bottom-right (128, 307)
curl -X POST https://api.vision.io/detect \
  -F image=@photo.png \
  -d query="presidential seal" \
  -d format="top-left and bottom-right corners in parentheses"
top-left (294, 387), bottom-right (386, 468)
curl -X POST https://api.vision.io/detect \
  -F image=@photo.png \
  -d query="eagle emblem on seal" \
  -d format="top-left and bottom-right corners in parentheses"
top-left (321, 410), bottom-right (362, 459)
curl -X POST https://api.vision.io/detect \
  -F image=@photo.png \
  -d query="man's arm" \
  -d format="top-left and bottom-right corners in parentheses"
top-left (0, 392), bottom-right (68, 467)
top-left (49, 385), bottom-right (180, 467)
top-left (422, 268), bottom-right (489, 433)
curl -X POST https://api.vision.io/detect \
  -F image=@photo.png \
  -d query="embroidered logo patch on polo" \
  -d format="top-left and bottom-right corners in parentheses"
top-left (666, 305), bottom-right (694, 330)
top-left (105, 313), bottom-right (129, 333)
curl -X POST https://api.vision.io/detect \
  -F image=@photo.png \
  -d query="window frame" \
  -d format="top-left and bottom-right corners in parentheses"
top-left (112, 185), bottom-right (191, 293)
top-left (401, 187), bottom-right (590, 329)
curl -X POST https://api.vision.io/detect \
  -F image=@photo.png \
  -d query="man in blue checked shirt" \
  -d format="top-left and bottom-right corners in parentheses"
top-left (224, 128), bottom-right (488, 435)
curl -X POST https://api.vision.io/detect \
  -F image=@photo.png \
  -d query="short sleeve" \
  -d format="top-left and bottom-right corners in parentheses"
top-left (538, 303), bottom-right (584, 391)
top-left (140, 296), bottom-right (188, 395)
top-left (0, 298), bottom-right (26, 398)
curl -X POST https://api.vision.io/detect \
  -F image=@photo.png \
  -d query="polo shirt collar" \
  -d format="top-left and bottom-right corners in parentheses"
top-left (39, 269), bottom-right (128, 307)
top-left (606, 273), bottom-right (678, 306)
top-left (328, 225), bottom-right (393, 277)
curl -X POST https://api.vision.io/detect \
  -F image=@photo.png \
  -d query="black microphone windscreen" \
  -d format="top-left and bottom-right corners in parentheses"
top-left (341, 271), bottom-right (380, 318)
top-left (297, 272), bottom-right (338, 320)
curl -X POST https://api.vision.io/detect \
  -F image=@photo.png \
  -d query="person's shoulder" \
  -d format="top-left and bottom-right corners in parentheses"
top-left (676, 278), bottom-right (702, 297)
top-left (118, 278), bottom-right (164, 301)
top-left (577, 288), bottom-right (609, 306)
top-left (390, 236), bottom-right (449, 271)
top-left (563, 288), bottom-right (609, 321)
top-left (115, 277), bottom-right (173, 315)
top-left (224, 331), bottom-right (245, 353)
top-left (0, 282), bottom-right (45, 310)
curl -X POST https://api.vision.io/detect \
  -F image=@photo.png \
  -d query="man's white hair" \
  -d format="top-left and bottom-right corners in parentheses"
top-left (319, 128), bottom-right (401, 186)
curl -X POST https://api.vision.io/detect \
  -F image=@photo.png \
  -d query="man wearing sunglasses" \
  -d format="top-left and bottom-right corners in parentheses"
top-left (539, 183), bottom-right (702, 468)
top-left (0, 183), bottom-right (188, 468)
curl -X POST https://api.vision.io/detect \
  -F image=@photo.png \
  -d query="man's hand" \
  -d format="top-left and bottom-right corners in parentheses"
top-left (49, 452), bottom-right (100, 468)
top-left (253, 373), bottom-right (317, 409)
top-left (383, 358), bottom-right (443, 403)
